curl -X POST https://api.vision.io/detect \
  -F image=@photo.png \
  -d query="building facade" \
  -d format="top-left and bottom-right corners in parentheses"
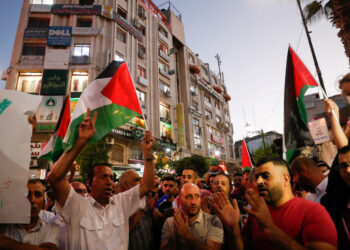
top-left (3, 0), bottom-right (237, 175)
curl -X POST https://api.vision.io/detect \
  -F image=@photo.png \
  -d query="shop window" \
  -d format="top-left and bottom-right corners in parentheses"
top-left (117, 7), bottom-right (127, 19)
top-left (136, 89), bottom-right (146, 102)
top-left (77, 18), bottom-right (92, 27)
top-left (138, 66), bottom-right (146, 79)
top-left (71, 72), bottom-right (88, 93)
top-left (116, 27), bottom-right (127, 43)
top-left (22, 44), bottom-right (45, 56)
top-left (27, 18), bottom-right (50, 28)
top-left (114, 52), bottom-right (124, 62)
top-left (160, 103), bottom-right (170, 120)
top-left (73, 44), bottom-right (90, 57)
top-left (17, 72), bottom-right (42, 94)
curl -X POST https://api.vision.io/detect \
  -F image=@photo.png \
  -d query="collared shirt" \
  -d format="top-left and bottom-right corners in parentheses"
top-left (161, 210), bottom-right (224, 250)
top-left (0, 217), bottom-right (60, 247)
top-left (56, 184), bottom-right (145, 250)
top-left (305, 177), bottom-right (328, 204)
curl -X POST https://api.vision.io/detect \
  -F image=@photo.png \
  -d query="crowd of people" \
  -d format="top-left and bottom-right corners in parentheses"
top-left (1, 75), bottom-right (350, 249)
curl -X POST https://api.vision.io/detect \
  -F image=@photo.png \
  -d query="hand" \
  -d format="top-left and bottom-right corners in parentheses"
top-left (147, 192), bottom-right (158, 210)
top-left (173, 209), bottom-right (190, 240)
top-left (210, 191), bottom-right (240, 228)
top-left (28, 115), bottom-right (37, 132)
top-left (245, 188), bottom-right (275, 232)
top-left (78, 108), bottom-right (97, 142)
top-left (70, 163), bottom-right (77, 174)
top-left (142, 131), bottom-right (155, 159)
top-left (200, 190), bottom-right (212, 214)
top-left (324, 99), bottom-right (339, 120)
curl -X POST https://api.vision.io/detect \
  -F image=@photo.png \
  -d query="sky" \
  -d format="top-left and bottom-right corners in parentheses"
top-left (1, 0), bottom-right (349, 142)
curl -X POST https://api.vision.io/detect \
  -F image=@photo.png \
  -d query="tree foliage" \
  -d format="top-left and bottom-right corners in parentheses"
top-left (172, 154), bottom-right (209, 178)
top-left (253, 143), bottom-right (280, 164)
top-left (76, 137), bottom-right (111, 184)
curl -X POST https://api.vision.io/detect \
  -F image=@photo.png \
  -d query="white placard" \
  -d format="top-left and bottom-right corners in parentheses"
top-left (308, 117), bottom-right (331, 145)
top-left (0, 90), bottom-right (42, 223)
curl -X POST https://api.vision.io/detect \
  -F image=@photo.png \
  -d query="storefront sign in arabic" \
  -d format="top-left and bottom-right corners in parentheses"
top-left (41, 70), bottom-right (68, 95)
top-left (51, 4), bottom-right (102, 15)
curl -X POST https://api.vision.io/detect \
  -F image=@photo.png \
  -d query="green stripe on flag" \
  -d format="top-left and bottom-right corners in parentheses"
top-left (296, 85), bottom-right (317, 125)
top-left (64, 103), bottom-right (140, 149)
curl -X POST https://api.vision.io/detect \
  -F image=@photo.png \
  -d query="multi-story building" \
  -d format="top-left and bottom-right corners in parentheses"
top-left (3, 0), bottom-right (236, 176)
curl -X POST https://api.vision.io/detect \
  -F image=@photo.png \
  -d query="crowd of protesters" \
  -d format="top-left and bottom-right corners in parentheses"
top-left (1, 74), bottom-right (350, 249)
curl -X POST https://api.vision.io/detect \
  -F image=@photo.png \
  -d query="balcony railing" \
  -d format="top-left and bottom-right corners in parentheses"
top-left (158, 32), bottom-right (169, 44)
top-left (159, 49), bottom-right (169, 61)
top-left (71, 56), bottom-right (90, 64)
top-left (24, 28), bottom-right (48, 39)
top-left (137, 76), bottom-right (148, 86)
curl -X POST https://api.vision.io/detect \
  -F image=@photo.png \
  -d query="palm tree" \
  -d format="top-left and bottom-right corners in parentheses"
top-left (302, 0), bottom-right (350, 63)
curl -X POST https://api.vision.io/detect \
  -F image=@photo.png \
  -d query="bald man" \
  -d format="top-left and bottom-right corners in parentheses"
top-left (160, 183), bottom-right (223, 250)
top-left (211, 157), bottom-right (338, 250)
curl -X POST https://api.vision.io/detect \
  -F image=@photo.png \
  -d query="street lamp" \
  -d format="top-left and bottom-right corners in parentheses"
top-left (215, 151), bottom-right (220, 156)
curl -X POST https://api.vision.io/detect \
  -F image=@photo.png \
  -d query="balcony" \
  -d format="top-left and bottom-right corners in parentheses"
top-left (159, 68), bottom-right (170, 78)
top-left (158, 32), bottom-right (169, 44)
top-left (24, 28), bottom-right (48, 39)
top-left (159, 49), bottom-right (169, 61)
top-left (20, 55), bottom-right (44, 65)
top-left (71, 56), bottom-right (90, 64)
top-left (137, 76), bottom-right (148, 86)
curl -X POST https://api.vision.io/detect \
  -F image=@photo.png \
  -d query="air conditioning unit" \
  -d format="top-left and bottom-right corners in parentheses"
top-left (106, 137), bottom-right (114, 144)
top-left (205, 115), bottom-right (210, 120)
top-left (164, 89), bottom-right (171, 97)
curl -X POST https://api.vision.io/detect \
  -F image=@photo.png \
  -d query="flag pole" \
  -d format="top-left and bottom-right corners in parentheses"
top-left (318, 86), bottom-right (339, 123)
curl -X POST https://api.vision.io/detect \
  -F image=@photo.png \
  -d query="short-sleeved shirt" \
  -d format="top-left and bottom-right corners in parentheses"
top-left (305, 177), bottom-right (328, 204)
top-left (0, 217), bottom-right (60, 247)
top-left (55, 184), bottom-right (145, 250)
top-left (242, 197), bottom-right (338, 249)
top-left (161, 210), bottom-right (224, 249)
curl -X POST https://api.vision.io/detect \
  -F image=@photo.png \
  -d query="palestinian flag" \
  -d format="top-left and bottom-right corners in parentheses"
top-left (241, 139), bottom-right (253, 168)
top-left (39, 95), bottom-right (71, 162)
top-left (63, 61), bottom-right (142, 149)
top-left (284, 46), bottom-right (318, 162)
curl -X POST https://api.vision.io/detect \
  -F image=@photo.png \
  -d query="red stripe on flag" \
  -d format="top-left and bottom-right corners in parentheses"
top-left (57, 96), bottom-right (71, 138)
top-left (241, 139), bottom-right (253, 168)
top-left (101, 63), bottom-right (142, 115)
top-left (289, 47), bottom-right (318, 98)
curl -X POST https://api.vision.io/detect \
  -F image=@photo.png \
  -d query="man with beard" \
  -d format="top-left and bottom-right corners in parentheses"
top-left (157, 175), bottom-right (177, 214)
top-left (0, 179), bottom-right (60, 249)
top-left (160, 183), bottom-right (223, 250)
top-left (47, 110), bottom-right (156, 250)
top-left (290, 156), bottom-right (328, 203)
top-left (213, 173), bottom-right (231, 198)
top-left (210, 157), bottom-right (338, 250)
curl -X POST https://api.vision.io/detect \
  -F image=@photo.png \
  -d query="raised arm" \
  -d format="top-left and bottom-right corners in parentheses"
top-left (324, 99), bottom-right (348, 149)
top-left (47, 109), bottom-right (97, 207)
top-left (139, 131), bottom-right (155, 198)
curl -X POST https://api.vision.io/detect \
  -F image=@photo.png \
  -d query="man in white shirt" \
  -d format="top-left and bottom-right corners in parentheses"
top-left (290, 156), bottom-right (328, 203)
top-left (0, 179), bottom-right (60, 249)
top-left (47, 110), bottom-right (155, 250)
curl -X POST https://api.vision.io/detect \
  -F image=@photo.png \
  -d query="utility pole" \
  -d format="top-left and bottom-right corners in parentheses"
top-left (215, 54), bottom-right (222, 81)
top-left (296, 0), bottom-right (327, 94)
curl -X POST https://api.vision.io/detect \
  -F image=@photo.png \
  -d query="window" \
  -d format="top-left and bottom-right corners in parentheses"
top-left (224, 109), bottom-right (229, 116)
top-left (160, 103), bottom-right (170, 120)
top-left (159, 80), bottom-right (170, 93)
top-left (159, 26), bottom-right (168, 38)
top-left (17, 72), bottom-right (42, 93)
top-left (213, 77), bottom-right (218, 85)
top-left (138, 66), bottom-right (146, 79)
top-left (136, 89), bottom-right (146, 102)
top-left (216, 116), bottom-right (222, 123)
top-left (138, 44), bottom-right (146, 59)
top-left (138, 5), bottom-right (146, 19)
top-left (116, 27), bottom-right (127, 43)
top-left (71, 72), bottom-right (88, 92)
top-left (192, 100), bottom-right (199, 110)
top-left (204, 95), bottom-right (211, 106)
top-left (117, 7), bottom-right (127, 19)
top-left (215, 102), bottom-right (220, 110)
top-left (188, 53), bottom-right (195, 63)
top-left (207, 125), bottom-right (213, 134)
top-left (158, 61), bottom-right (169, 73)
top-left (201, 65), bottom-right (208, 76)
top-left (159, 42), bottom-right (168, 54)
top-left (139, 25), bottom-right (146, 36)
top-left (114, 52), bottom-right (124, 62)
top-left (27, 18), bottom-right (50, 28)
top-left (73, 44), bottom-right (90, 57)
top-left (22, 44), bottom-right (45, 56)
top-left (193, 118), bottom-right (201, 149)
top-left (31, 0), bottom-right (53, 4)
top-left (160, 121), bottom-right (171, 139)
top-left (77, 19), bottom-right (92, 27)
top-left (205, 109), bottom-right (212, 119)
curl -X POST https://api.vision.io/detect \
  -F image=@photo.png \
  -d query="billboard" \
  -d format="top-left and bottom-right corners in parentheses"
top-left (47, 26), bottom-right (72, 46)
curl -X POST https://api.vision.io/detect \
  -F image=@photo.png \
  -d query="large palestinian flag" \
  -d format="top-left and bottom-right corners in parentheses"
top-left (38, 95), bottom-right (71, 162)
top-left (63, 61), bottom-right (142, 149)
top-left (284, 46), bottom-right (318, 162)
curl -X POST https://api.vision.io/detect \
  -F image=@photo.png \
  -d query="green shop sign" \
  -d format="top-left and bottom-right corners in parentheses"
top-left (41, 70), bottom-right (68, 95)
